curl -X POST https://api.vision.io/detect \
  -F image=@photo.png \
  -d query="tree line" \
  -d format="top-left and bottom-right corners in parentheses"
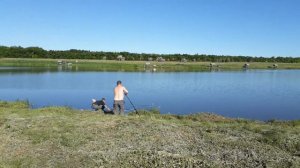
top-left (0, 45), bottom-right (299, 63)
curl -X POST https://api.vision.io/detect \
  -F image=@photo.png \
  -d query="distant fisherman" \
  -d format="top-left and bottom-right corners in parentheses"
top-left (92, 98), bottom-right (113, 114)
top-left (113, 80), bottom-right (128, 115)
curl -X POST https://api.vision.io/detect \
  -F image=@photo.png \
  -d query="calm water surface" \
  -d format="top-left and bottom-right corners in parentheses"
top-left (1, 68), bottom-right (300, 120)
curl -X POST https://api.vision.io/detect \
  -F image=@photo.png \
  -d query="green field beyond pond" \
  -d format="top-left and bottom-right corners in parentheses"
top-left (1, 58), bottom-right (300, 71)
top-left (0, 101), bottom-right (299, 167)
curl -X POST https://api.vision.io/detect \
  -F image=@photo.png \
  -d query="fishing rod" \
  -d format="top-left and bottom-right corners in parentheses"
top-left (125, 94), bottom-right (139, 115)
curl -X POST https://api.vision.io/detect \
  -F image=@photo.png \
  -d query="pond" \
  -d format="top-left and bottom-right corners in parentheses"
top-left (0, 67), bottom-right (300, 120)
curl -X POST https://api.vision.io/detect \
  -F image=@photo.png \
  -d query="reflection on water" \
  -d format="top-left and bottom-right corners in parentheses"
top-left (0, 67), bottom-right (300, 120)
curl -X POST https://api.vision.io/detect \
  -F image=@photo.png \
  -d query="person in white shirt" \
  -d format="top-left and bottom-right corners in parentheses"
top-left (113, 80), bottom-right (128, 115)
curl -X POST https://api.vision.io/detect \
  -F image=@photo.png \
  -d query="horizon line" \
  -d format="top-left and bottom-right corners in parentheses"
top-left (1, 44), bottom-right (299, 58)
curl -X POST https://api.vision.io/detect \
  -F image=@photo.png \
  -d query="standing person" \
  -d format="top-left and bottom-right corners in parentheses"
top-left (113, 80), bottom-right (128, 115)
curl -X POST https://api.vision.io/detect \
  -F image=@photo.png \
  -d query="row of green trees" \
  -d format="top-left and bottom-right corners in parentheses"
top-left (0, 45), bottom-right (299, 63)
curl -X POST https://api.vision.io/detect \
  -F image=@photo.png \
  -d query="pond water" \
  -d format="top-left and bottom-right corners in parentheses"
top-left (1, 67), bottom-right (300, 120)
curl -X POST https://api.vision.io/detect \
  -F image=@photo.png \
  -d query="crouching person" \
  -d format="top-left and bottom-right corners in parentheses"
top-left (91, 98), bottom-right (114, 114)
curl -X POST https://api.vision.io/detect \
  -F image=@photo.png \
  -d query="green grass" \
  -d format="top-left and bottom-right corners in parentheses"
top-left (0, 101), bottom-right (299, 167)
top-left (1, 58), bottom-right (300, 72)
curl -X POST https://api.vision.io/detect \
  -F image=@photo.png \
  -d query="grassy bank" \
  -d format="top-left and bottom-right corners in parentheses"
top-left (1, 58), bottom-right (300, 72)
top-left (0, 101), bottom-right (299, 167)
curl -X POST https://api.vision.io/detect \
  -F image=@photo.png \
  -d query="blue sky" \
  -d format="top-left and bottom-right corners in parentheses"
top-left (0, 0), bottom-right (299, 57)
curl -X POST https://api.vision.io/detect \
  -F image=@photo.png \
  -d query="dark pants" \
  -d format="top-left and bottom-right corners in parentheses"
top-left (103, 109), bottom-right (114, 115)
top-left (113, 100), bottom-right (124, 115)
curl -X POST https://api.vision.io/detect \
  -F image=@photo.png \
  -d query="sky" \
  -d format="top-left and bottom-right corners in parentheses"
top-left (0, 0), bottom-right (300, 57)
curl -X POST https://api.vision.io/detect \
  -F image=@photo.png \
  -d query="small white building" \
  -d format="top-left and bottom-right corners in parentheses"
top-left (181, 58), bottom-right (187, 63)
top-left (157, 57), bottom-right (165, 62)
top-left (117, 55), bottom-right (123, 61)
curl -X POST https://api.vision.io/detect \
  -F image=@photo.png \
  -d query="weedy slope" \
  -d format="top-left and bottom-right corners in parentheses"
top-left (0, 101), bottom-right (299, 167)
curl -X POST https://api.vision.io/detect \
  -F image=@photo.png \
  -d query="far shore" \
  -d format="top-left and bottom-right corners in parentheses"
top-left (1, 58), bottom-right (300, 71)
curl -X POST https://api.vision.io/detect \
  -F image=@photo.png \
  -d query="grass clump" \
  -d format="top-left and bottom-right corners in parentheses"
top-left (0, 100), bottom-right (29, 109)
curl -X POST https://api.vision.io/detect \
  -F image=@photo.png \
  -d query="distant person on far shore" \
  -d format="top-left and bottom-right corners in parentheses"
top-left (91, 98), bottom-right (114, 114)
top-left (113, 80), bottom-right (128, 115)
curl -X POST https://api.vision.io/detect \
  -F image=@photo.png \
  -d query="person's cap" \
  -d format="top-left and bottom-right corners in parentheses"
top-left (117, 80), bottom-right (122, 85)
top-left (92, 99), bottom-right (96, 103)
top-left (102, 98), bottom-right (106, 100)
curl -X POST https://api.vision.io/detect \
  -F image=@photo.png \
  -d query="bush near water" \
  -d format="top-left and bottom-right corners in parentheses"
top-left (0, 101), bottom-right (299, 167)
